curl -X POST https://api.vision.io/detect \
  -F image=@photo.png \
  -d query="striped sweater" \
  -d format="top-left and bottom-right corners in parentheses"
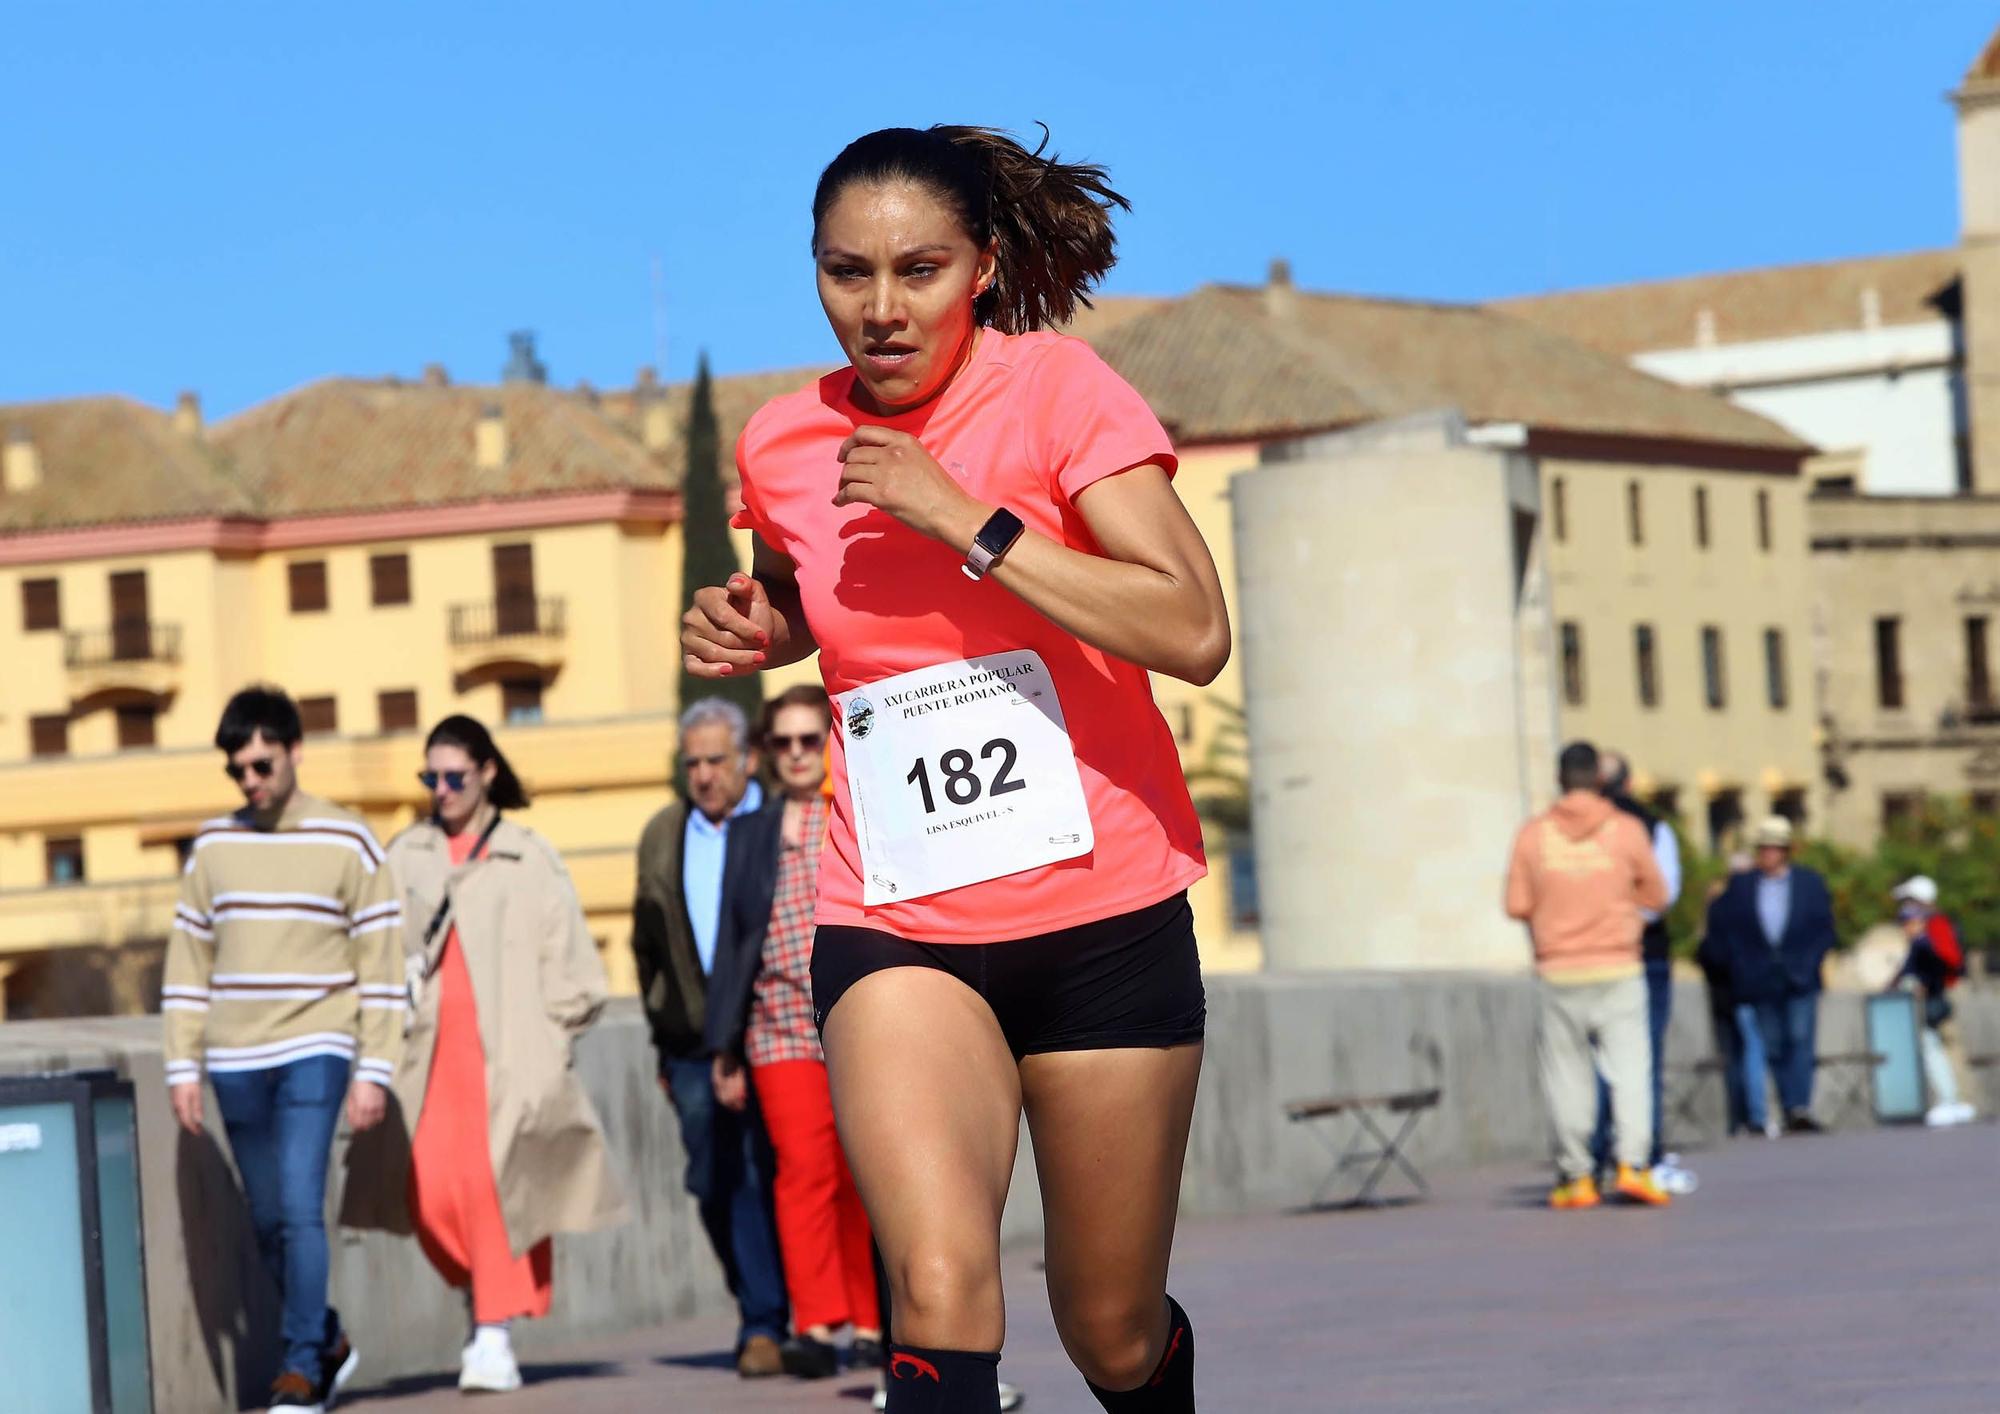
top-left (162, 790), bottom-right (406, 1090)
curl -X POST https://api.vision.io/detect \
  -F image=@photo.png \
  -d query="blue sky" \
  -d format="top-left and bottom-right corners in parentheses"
top-left (2, 2), bottom-right (1994, 416)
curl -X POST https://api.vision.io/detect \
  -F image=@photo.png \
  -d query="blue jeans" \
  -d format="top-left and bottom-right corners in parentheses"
top-left (1591, 956), bottom-right (1673, 1169)
top-left (663, 1057), bottom-right (788, 1344)
top-left (1736, 994), bottom-right (1818, 1128)
top-left (209, 1056), bottom-right (350, 1385)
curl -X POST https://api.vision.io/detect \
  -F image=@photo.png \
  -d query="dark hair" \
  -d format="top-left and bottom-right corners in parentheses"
top-left (215, 684), bottom-right (302, 753)
top-left (425, 714), bottom-right (530, 811)
top-left (757, 684), bottom-right (832, 748)
top-left (1558, 741), bottom-right (1599, 792)
top-left (812, 124), bottom-right (1129, 334)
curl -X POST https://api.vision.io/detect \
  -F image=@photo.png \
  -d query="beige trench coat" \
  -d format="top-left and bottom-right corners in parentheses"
top-left (341, 817), bottom-right (628, 1252)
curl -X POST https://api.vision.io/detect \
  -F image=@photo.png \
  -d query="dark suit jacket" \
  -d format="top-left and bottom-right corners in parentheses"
top-left (1697, 867), bottom-right (1836, 1005)
top-left (703, 795), bottom-right (787, 1061)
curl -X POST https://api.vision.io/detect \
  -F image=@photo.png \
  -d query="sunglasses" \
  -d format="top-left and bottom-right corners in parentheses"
top-left (768, 732), bottom-right (826, 754)
top-left (224, 758), bottom-right (279, 783)
top-left (418, 770), bottom-right (472, 792)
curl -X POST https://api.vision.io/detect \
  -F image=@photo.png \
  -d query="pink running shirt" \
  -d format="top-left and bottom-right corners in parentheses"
top-left (733, 329), bottom-right (1207, 942)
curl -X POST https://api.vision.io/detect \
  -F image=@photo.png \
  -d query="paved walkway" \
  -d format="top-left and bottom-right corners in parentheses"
top-left (347, 1123), bottom-right (1999, 1412)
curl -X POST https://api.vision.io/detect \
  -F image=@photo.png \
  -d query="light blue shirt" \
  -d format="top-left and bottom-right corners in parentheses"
top-left (683, 778), bottom-right (763, 975)
top-left (1643, 821), bottom-right (1682, 924)
top-left (1756, 869), bottom-right (1792, 947)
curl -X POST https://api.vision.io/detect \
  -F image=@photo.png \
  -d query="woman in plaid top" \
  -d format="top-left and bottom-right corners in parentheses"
top-left (709, 685), bottom-right (883, 1379)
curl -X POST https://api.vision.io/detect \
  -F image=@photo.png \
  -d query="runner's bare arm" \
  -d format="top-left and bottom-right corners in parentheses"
top-left (835, 426), bottom-right (1229, 684)
top-left (681, 534), bottom-right (817, 677)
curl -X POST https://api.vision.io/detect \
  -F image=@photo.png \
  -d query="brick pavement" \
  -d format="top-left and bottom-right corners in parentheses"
top-left (344, 1123), bottom-right (1999, 1413)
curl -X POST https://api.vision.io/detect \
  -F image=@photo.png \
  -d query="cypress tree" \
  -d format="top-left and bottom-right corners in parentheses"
top-left (676, 353), bottom-right (764, 725)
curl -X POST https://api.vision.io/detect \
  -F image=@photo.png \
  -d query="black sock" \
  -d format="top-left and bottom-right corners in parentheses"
top-left (1086, 1295), bottom-right (1195, 1412)
top-left (883, 1344), bottom-right (1001, 1414)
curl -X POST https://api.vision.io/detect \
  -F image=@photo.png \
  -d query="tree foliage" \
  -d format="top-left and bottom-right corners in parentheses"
top-left (675, 352), bottom-right (762, 725)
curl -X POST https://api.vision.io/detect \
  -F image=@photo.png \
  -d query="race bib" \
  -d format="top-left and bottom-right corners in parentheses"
top-left (837, 649), bottom-right (1093, 905)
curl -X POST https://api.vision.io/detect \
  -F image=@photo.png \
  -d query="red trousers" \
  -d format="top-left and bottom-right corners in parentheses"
top-left (751, 1058), bottom-right (881, 1333)
top-left (409, 928), bottom-right (553, 1324)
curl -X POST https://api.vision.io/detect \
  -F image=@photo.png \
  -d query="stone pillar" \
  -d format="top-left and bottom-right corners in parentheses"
top-left (1954, 28), bottom-right (2000, 492)
top-left (1231, 413), bottom-right (1554, 973)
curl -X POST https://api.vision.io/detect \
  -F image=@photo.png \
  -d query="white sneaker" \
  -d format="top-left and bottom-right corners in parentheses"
top-left (1652, 1161), bottom-right (1698, 1196)
top-left (458, 1338), bottom-right (523, 1394)
top-left (1926, 1101), bottom-right (1977, 1127)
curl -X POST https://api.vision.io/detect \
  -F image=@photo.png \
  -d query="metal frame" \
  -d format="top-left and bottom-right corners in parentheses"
top-left (1295, 1100), bottom-right (1436, 1209)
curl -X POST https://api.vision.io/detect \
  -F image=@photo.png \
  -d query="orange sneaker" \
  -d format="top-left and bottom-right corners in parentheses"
top-left (1614, 1163), bottom-right (1671, 1207)
top-left (1549, 1174), bottom-right (1600, 1210)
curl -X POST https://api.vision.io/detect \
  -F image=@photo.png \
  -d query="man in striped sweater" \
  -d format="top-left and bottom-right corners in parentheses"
top-left (164, 686), bottom-right (405, 1414)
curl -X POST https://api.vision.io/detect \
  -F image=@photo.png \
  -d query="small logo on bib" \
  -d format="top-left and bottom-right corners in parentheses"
top-left (846, 697), bottom-right (876, 740)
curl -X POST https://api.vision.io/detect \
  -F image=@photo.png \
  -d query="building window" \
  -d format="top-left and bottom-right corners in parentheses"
top-left (21, 577), bottom-right (60, 632)
top-left (493, 542), bottom-right (538, 636)
top-left (1626, 480), bottom-right (1644, 546)
top-left (1701, 626), bottom-right (1726, 710)
top-left (298, 695), bottom-right (339, 736)
top-left (1875, 617), bottom-right (1904, 710)
top-left (1559, 621), bottom-right (1585, 706)
top-left (45, 836), bottom-right (85, 886)
top-left (1648, 786), bottom-right (1681, 824)
top-left (1882, 791), bottom-right (1924, 833)
top-left (378, 689), bottom-right (419, 735)
top-left (1634, 624), bottom-right (1659, 709)
top-left (1693, 486), bottom-right (1710, 549)
top-left (1551, 476), bottom-right (1568, 545)
top-left (1763, 628), bottom-right (1788, 710)
top-left (1968, 616), bottom-right (1993, 713)
top-left (1772, 789), bottom-right (1806, 828)
top-left (1756, 489), bottom-right (1773, 552)
top-left (110, 569), bottom-right (150, 660)
top-left (289, 560), bottom-right (329, 614)
top-left (370, 552), bottom-right (412, 607)
top-left (501, 678), bottom-right (544, 725)
top-left (115, 703), bottom-right (157, 750)
top-left (1972, 791), bottom-right (2000, 819)
top-left (1706, 789), bottom-right (1743, 854)
top-left (30, 713), bottom-right (69, 758)
top-left (1226, 826), bottom-right (1260, 931)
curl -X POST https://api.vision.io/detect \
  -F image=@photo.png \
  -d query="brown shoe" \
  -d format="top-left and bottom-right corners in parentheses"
top-left (738, 1334), bottom-right (784, 1378)
top-left (268, 1369), bottom-right (323, 1411)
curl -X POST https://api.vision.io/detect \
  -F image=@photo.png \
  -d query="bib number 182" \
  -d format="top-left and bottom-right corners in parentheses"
top-left (905, 738), bottom-right (1027, 815)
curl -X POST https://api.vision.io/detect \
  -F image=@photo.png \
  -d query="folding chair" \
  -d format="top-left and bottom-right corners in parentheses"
top-left (1284, 1088), bottom-right (1442, 1209)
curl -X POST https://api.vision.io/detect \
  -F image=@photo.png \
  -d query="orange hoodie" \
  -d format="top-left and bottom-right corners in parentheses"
top-left (1505, 791), bottom-right (1668, 981)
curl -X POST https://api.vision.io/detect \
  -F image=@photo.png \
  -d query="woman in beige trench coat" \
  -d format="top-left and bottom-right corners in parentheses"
top-left (343, 715), bottom-right (626, 1393)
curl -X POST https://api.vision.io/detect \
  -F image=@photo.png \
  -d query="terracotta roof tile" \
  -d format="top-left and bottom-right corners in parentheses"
top-left (0, 397), bottom-right (254, 532)
top-left (1491, 249), bottom-right (1961, 358)
top-left (1090, 284), bottom-right (1807, 450)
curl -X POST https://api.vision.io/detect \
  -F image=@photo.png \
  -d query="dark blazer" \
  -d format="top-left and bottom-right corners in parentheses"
top-left (1697, 867), bottom-right (1836, 1005)
top-left (703, 795), bottom-right (787, 1062)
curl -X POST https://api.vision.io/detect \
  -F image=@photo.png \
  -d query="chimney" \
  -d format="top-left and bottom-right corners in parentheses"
top-left (4, 426), bottom-right (41, 493)
top-left (423, 363), bottom-right (449, 388)
top-left (642, 394), bottom-right (674, 454)
top-left (174, 390), bottom-right (202, 437)
top-left (575, 379), bottom-right (599, 407)
top-left (475, 404), bottom-right (508, 470)
top-left (502, 331), bottom-right (547, 385)
top-left (635, 366), bottom-right (660, 392)
top-left (1859, 286), bottom-right (1882, 331)
top-left (1694, 307), bottom-right (1718, 348)
top-left (1264, 257), bottom-right (1295, 320)
top-left (1955, 24), bottom-right (2000, 491)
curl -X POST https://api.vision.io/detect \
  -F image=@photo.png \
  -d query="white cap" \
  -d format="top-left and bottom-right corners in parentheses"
top-left (1892, 875), bottom-right (1938, 907)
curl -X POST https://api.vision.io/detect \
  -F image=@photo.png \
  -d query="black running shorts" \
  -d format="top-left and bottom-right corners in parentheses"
top-left (811, 891), bottom-right (1206, 1056)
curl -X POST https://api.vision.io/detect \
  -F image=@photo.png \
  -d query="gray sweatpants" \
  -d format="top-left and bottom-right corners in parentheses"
top-left (1538, 973), bottom-right (1651, 1181)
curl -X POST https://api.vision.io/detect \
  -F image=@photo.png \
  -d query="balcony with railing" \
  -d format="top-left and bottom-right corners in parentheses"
top-left (447, 596), bottom-right (568, 676)
top-left (63, 622), bottom-right (182, 697)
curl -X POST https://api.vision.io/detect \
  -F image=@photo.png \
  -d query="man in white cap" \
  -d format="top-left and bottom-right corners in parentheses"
top-left (1887, 876), bottom-right (1978, 1126)
top-left (1697, 816), bottom-right (1836, 1135)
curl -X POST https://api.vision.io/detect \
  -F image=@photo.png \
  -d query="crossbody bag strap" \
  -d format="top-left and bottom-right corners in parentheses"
top-left (419, 813), bottom-right (503, 979)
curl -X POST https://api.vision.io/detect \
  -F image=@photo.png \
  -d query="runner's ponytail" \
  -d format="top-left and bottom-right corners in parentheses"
top-left (811, 124), bottom-right (1129, 335)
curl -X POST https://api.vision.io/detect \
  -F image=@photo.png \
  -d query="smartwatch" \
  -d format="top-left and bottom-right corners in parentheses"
top-left (962, 508), bottom-right (1025, 581)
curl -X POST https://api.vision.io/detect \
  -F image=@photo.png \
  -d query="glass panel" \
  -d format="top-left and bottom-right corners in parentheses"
top-left (0, 1098), bottom-right (95, 1413)
top-left (93, 1093), bottom-right (152, 1413)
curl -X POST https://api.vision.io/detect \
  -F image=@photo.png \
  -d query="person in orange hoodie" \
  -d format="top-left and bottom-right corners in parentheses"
top-left (1506, 742), bottom-right (1671, 1209)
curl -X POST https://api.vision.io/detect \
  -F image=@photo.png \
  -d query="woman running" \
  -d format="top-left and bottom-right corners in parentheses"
top-left (343, 715), bottom-right (627, 1394)
top-left (682, 125), bottom-right (1227, 1413)
top-left (706, 685), bottom-right (884, 1379)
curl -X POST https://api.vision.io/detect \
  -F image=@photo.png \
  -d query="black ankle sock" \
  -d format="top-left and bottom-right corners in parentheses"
top-left (1086, 1295), bottom-right (1195, 1412)
top-left (883, 1344), bottom-right (1001, 1413)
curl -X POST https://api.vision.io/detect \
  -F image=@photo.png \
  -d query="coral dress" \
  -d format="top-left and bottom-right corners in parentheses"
top-left (407, 829), bottom-right (553, 1323)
